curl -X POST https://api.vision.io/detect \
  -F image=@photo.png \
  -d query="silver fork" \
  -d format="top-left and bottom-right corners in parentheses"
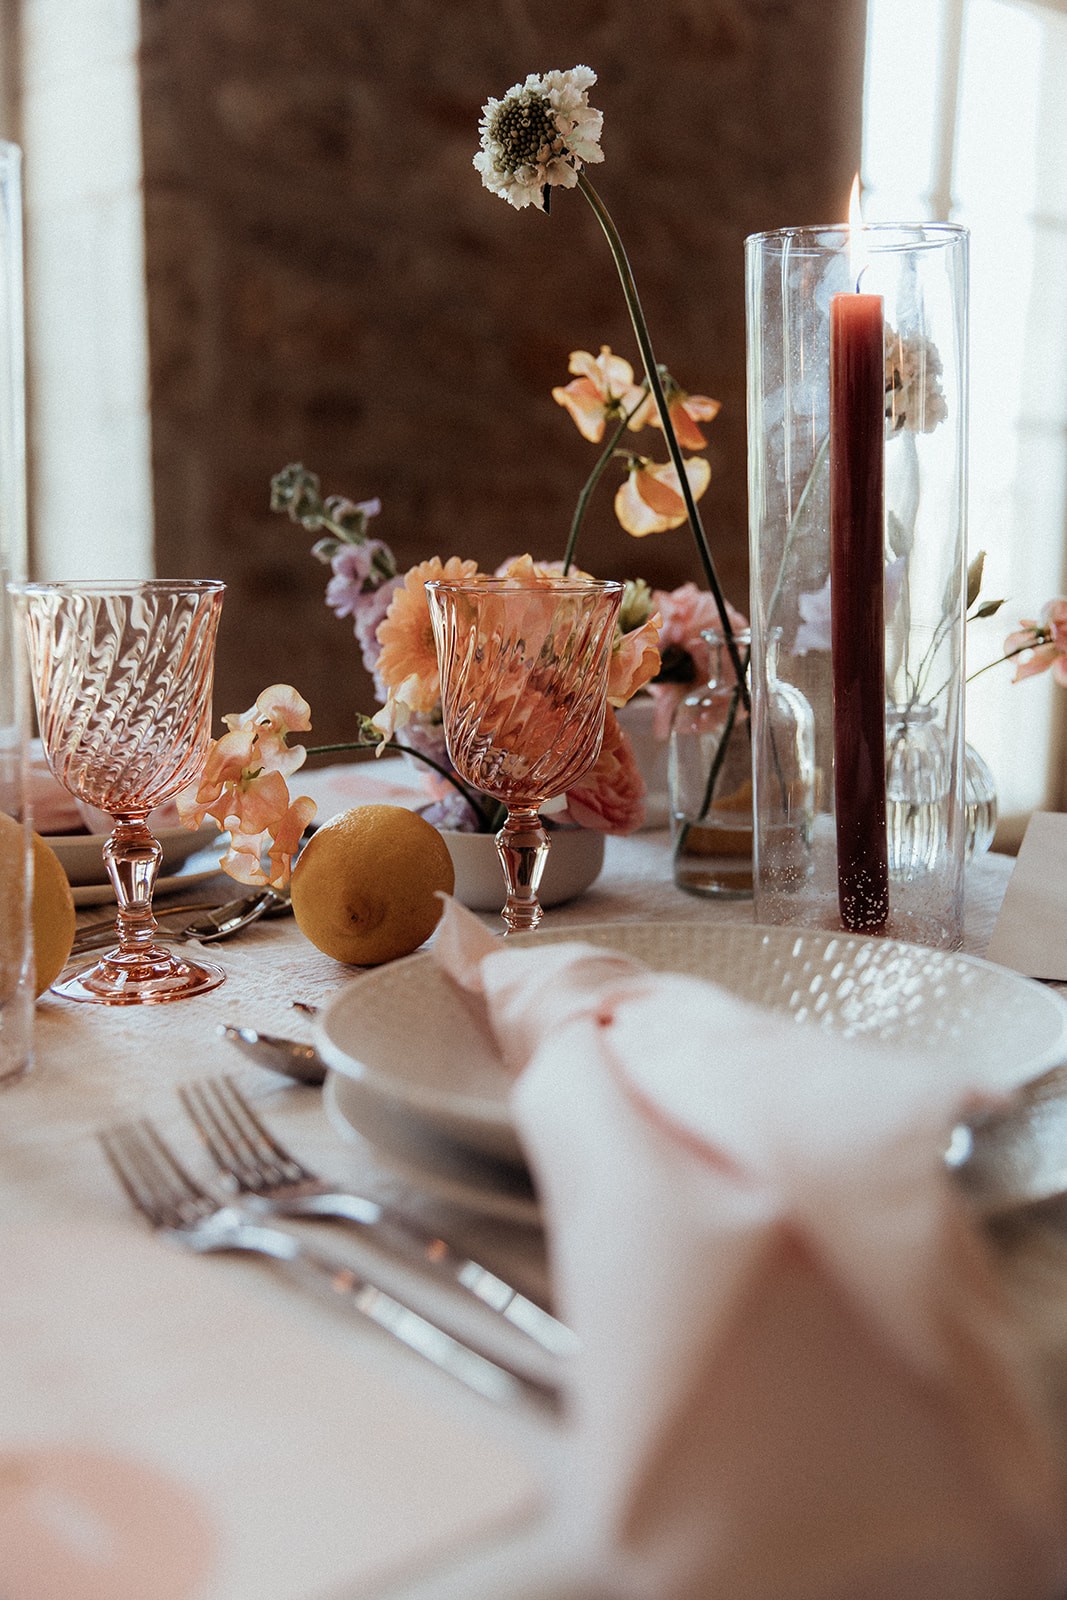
top-left (178, 1074), bottom-right (576, 1361)
top-left (100, 1118), bottom-right (557, 1408)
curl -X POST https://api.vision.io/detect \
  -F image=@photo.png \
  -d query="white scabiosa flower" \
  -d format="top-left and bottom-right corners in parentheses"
top-left (884, 325), bottom-right (948, 434)
top-left (473, 65), bottom-right (604, 211)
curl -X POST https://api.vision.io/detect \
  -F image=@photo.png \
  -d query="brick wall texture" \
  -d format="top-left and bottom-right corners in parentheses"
top-left (138, 0), bottom-right (866, 742)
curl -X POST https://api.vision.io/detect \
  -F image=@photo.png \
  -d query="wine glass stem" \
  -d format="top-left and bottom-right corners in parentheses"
top-left (104, 814), bottom-right (162, 955)
top-left (496, 807), bottom-right (550, 935)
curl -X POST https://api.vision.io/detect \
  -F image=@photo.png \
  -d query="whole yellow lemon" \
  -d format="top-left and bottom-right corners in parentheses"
top-left (0, 813), bottom-right (77, 996)
top-left (290, 804), bottom-right (455, 966)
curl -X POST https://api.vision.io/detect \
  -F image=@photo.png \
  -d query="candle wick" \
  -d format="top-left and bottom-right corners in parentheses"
top-left (854, 265), bottom-right (868, 294)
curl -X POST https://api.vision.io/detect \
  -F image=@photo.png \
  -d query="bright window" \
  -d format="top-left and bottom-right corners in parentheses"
top-left (19, 0), bottom-right (153, 578)
top-left (864, 0), bottom-right (1067, 830)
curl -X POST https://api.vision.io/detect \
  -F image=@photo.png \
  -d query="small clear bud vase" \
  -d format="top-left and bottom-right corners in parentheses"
top-left (669, 629), bottom-right (754, 898)
top-left (669, 629), bottom-right (815, 899)
top-left (745, 222), bottom-right (969, 949)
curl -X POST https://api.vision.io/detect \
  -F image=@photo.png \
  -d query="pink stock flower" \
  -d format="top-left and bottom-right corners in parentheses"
top-left (644, 583), bottom-right (748, 738)
top-left (561, 706), bottom-right (645, 833)
top-left (325, 540), bottom-right (392, 620)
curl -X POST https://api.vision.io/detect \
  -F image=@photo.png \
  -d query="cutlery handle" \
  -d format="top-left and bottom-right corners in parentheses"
top-left (273, 1191), bottom-right (575, 1358)
top-left (224, 1219), bottom-right (560, 1408)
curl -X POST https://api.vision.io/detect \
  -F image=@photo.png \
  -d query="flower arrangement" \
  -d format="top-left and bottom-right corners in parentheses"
top-left (178, 468), bottom-right (661, 886)
top-left (180, 65), bottom-right (745, 888)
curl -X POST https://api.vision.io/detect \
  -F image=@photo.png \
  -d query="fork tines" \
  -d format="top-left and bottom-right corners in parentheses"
top-left (99, 1120), bottom-right (214, 1230)
top-left (179, 1075), bottom-right (305, 1190)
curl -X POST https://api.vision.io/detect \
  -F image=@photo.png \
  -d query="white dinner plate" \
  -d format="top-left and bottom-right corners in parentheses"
top-left (324, 1072), bottom-right (541, 1227)
top-left (315, 921), bottom-right (1067, 1167)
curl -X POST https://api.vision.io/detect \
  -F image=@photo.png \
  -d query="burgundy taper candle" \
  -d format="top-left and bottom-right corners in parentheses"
top-left (830, 290), bottom-right (889, 932)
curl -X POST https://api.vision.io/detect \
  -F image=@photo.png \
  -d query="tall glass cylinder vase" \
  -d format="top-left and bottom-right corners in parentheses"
top-left (745, 222), bottom-right (968, 949)
top-left (0, 144), bottom-right (32, 1081)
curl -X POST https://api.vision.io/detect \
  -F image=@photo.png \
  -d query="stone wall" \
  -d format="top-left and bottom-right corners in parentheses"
top-left (139, 0), bottom-right (866, 742)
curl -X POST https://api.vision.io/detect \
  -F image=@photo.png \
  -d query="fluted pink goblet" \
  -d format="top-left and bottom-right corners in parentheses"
top-left (19, 580), bottom-right (225, 1004)
top-left (426, 577), bottom-right (623, 934)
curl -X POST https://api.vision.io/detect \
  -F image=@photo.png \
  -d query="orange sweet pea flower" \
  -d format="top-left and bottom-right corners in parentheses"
top-left (614, 455), bottom-right (711, 537)
top-left (177, 684), bottom-right (316, 888)
top-left (552, 346), bottom-right (646, 443)
top-left (1004, 599), bottom-right (1067, 685)
top-left (608, 612), bottom-right (661, 706)
top-left (641, 390), bottom-right (721, 450)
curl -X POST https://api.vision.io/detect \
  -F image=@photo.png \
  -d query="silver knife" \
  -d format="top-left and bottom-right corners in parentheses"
top-left (161, 1204), bottom-right (560, 1408)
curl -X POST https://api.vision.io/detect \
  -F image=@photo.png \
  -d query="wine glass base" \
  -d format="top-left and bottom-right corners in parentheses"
top-left (52, 946), bottom-right (226, 1006)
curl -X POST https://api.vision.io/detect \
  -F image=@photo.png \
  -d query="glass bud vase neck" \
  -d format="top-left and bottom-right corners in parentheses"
top-left (669, 629), bottom-right (755, 899)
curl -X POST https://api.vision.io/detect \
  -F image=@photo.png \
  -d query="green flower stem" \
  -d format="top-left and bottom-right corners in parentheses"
top-left (306, 739), bottom-right (498, 831)
top-left (765, 433), bottom-right (829, 631)
top-left (576, 171), bottom-right (748, 710)
top-left (562, 391), bottom-right (648, 575)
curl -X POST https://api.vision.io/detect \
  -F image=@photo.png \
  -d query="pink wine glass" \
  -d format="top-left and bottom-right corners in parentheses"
top-left (19, 580), bottom-right (225, 1004)
top-left (426, 577), bottom-right (623, 934)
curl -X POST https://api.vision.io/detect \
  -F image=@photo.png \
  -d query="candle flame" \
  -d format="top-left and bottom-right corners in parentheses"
top-left (847, 174), bottom-right (868, 290)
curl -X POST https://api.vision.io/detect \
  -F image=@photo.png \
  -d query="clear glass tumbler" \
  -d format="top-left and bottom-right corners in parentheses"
top-left (0, 142), bottom-right (31, 1081)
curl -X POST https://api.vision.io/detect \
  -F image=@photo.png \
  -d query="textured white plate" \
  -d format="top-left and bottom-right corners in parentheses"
top-left (315, 921), bottom-right (1067, 1166)
top-left (50, 822), bottom-right (220, 888)
top-left (325, 1073), bottom-right (541, 1226)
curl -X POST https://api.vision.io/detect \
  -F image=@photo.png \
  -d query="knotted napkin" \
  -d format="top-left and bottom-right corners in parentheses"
top-left (434, 900), bottom-right (1067, 1600)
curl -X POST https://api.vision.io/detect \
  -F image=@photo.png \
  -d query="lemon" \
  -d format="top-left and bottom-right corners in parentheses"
top-left (0, 813), bottom-right (77, 996)
top-left (290, 804), bottom-right (455, 966)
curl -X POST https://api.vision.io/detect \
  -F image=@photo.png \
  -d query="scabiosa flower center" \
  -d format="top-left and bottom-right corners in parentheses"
top-left (490, 93), bottom-right (561, 174)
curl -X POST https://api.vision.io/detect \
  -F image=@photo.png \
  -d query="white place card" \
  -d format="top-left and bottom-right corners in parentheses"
top-left (986, 811), bottom-right (1067, 980)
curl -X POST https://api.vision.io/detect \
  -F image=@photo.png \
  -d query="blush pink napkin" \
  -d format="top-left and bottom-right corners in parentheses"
top-left (434, 900), bottom-right (1067, 1600)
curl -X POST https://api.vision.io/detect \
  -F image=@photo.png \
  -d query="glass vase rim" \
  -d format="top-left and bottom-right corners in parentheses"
top-left (14, 578), bottom-right (226, 596)
top-left (745, 220), bottom-right (968, 254)
top-left (424, 576), bottom-right (625, 596)
top-left (699, 625), bottom-right (752, 645)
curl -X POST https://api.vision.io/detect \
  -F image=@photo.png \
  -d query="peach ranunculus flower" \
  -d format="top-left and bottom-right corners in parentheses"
top-left (1004, 600), bottom-right (1067, 685)
top-left (561, 706), bottom-right (645, 833)
top-left (373, 554), bottom-right (483, 739)
top-left (176, 684), bottom-right (317, 888)
top-left (614, 455), bottom-right (711, 537)
top-left (552, 346), bottom-right (646, 443)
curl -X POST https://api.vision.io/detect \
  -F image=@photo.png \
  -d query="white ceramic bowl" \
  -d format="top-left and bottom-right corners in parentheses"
top-left (442, 826), bottom-right (605, 912)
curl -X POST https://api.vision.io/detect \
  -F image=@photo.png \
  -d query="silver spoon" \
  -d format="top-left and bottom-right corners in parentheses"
top-left (948, 1062), bottom-right (1067, 1213)
top-left (70, 888), bottom-right (291, 957)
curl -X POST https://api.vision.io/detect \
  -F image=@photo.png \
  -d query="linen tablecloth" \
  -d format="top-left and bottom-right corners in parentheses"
top-left (4, 761), bottom-right (1062, 1600)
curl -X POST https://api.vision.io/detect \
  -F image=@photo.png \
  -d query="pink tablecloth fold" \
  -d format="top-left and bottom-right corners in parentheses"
top-left (434, 900), bottom-right (1067, 1600)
